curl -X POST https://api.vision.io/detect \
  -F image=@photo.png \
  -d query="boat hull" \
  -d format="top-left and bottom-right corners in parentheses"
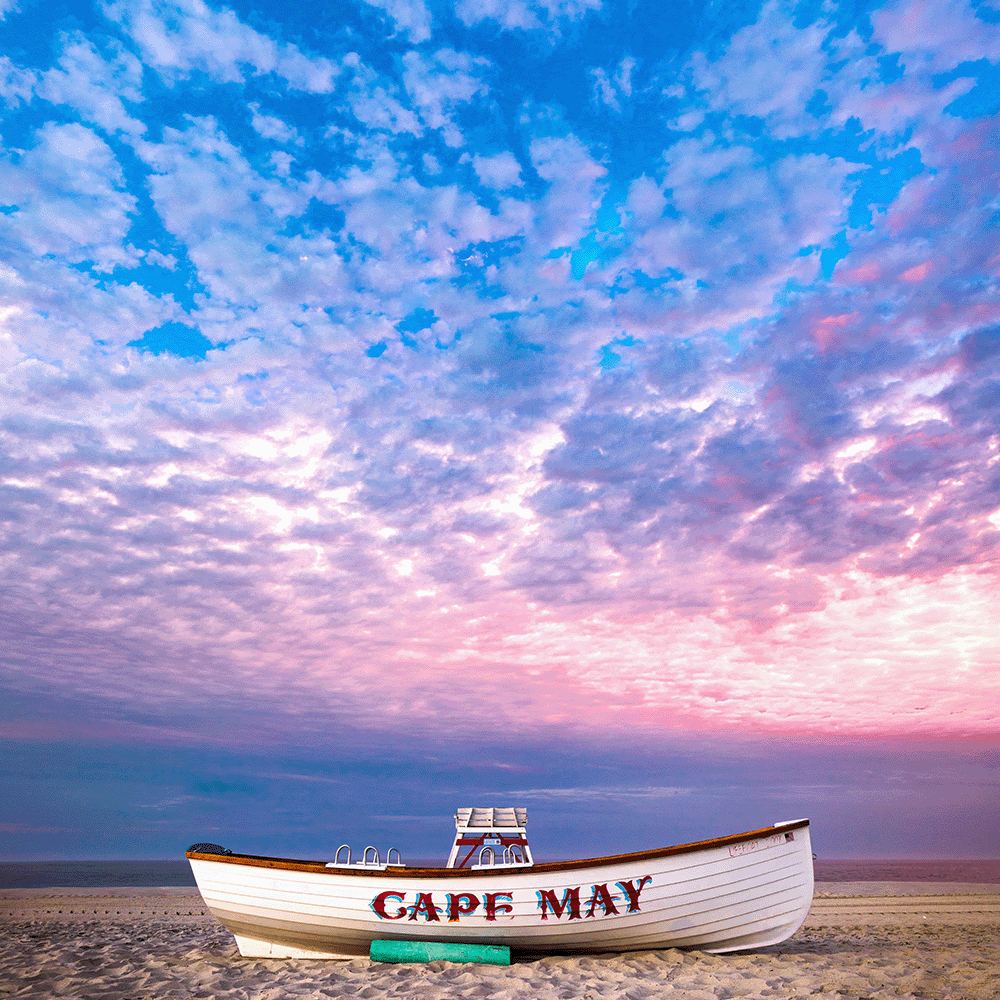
top-left (187, 820), bottom-right (813, 958)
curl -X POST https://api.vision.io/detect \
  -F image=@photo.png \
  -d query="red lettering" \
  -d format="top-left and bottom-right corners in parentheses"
top-left (585, 883), bottom-right (620, 918)
top-left (447, 892), bottom-right (479, 922)
top-left (483, 891), bottom-right (514, 921)
top-left (616, 876), bottom-right (652, 913)
top-left (408, 892), bottom-right (441, 921)
top-left (537, 887), bottom-right (581, 920)
top-left (372, 890), bottom-right (406, 919)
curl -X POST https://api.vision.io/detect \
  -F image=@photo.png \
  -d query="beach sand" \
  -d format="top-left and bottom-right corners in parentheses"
top-left (2, 883), bottom-right (998, 999)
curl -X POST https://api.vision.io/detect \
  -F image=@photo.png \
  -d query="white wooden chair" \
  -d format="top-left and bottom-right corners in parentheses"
top-left (446, 807), bottom-right (534, 869)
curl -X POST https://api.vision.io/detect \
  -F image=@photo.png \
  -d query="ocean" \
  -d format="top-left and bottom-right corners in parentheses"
top-left (2, 858), bottom-right (999, 889)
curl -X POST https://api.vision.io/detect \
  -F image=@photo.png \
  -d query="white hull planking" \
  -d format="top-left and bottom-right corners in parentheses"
top-left (188, 821), bottom-right (813, 958)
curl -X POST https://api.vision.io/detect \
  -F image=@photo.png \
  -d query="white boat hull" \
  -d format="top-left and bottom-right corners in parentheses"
top-left (187, 820), bottom-right (813, 958)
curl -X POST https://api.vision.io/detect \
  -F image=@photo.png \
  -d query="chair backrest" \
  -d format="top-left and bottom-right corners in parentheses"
top-left (455, 807), bottom-right (527, 829)
top-left (447, 807), bottom-right (532, 868)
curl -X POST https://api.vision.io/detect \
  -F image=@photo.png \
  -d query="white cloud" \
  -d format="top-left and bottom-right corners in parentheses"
top-left (590, 67), bottom-right (618, 111)
top-left (590, 56), bottom-right (636, 112)
top-left (352, 85), bottom-right (424, 135)
top-left (625, 175), bottom-right (665, 223)
top-left (872, 0), bottom-right (1000, 72)
top-left (455, 0), bottom-right (601, 33)
top-left (269, 150), bottom-right (293, 177)
top-left (504, 785), bottom-right (693, 800)
top-left (104, 0), bottom-right (340, 92)
top-left (360, 0), bottom-right (433, 43)
top-left (144, 249), bottom-right (178, 269)
top-left (0, 123), bottom-right (138, 270)
top-left (0, 55), bottom-right (35, 106)
top-left (472, 151), bottom-right (523, 188)
top-left (683, 0), bottom-right (997, 154)
top-left (38, 33), bottom-right (145, 137)
top-left (689, 0), bottom-right (844, 140)
top-left (249, 103), bottom-right (301, 144)
top-left (130, 115), bottom-right (362, 322)
top-left (402, 49), bottom-right (490, 146)
top-left (347, 56), bottom-right (424, 136)
top-left (529, 134), bottom-right (606, 246)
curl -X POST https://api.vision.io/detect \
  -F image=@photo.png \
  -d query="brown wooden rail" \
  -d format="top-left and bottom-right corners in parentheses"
top-left (185, 819), bottom-right (810, 880)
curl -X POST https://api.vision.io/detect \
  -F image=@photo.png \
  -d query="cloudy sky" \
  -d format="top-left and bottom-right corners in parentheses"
top-left (2, 0), bottom-right (998, 863)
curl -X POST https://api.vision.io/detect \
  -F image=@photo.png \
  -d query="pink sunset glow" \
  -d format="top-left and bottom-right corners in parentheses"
top-left (1, 0), bottom-right (997, 860)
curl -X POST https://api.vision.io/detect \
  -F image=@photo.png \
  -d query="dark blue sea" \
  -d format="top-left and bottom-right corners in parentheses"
top-left (2, 858), bottom-right (999, 889)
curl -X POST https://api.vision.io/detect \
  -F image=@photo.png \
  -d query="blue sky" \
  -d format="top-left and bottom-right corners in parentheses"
top-left (1, 0), bottom-right (999, 860)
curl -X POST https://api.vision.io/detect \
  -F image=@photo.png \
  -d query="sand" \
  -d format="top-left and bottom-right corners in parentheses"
top-left (2, 884), bottom-right (998, 999)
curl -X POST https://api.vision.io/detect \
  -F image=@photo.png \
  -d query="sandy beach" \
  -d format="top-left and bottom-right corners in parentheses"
top-left (2, 883), bottom-right (998, 999)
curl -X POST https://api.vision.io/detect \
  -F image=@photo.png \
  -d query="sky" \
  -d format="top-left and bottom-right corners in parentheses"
top-left (1, 0), bottom-right (999, 864)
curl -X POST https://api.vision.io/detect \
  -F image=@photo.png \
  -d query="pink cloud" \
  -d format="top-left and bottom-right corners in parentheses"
top-left (811, 312), bottom-right (860, 352)
top-left (838, 262), bottom-right (882, 283)
top-left (901, 261), bottom-right (932, 282)
top-left (872, 0), bottom-right (1000, 72)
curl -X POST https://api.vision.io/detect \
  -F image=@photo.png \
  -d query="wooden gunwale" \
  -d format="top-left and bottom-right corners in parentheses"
top-left (185, 819), bottom-right (809, 879)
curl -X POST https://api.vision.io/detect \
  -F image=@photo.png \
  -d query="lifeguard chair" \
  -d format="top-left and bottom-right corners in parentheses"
top-left (445, 807), bottom-right (534, 869)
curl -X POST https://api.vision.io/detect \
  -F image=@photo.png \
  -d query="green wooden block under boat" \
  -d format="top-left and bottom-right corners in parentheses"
top-left (369, 939), bottom-right (511, 965)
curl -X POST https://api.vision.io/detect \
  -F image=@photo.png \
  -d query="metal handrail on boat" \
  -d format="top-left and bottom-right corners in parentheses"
top-left (325, 844), bottom-right (405, 870)
top-left (469, 843), bottom-right (533, 869)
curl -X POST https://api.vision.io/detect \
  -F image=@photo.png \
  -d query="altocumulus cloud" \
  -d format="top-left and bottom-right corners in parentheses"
top-left (0, 0), bottom-right (998, 768)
